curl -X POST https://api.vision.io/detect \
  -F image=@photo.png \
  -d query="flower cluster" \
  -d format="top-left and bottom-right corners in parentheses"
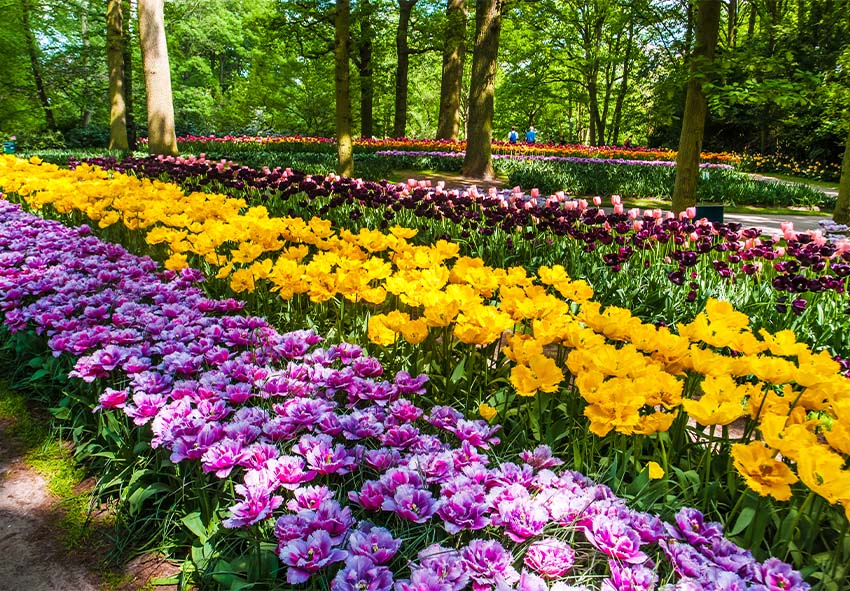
top-left (155, 133), bottom-right (741, 165)
top-left (0, 198), bottom-right (808, 590)
top-left (75, 155), bottom-right (850, 308)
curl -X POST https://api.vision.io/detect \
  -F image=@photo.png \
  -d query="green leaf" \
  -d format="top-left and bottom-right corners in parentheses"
top-left (450, 357), bottom-right (466, 384)
top-left (181, 511), bottom-right (209, 543)
top-left (729, 505), bottom-right (756, 536)
top-left (127, 482), bottom-right (171, 509)
top-left (48, 406), bottom-right (71, 420)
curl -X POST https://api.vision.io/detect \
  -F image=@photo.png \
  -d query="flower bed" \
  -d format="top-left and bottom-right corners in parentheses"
top-left (158, 134), bottom-right (741, 166)
top-left (76, 155), bottom-right (850, 339)
top-left (3, 155), bottom-right (850, 527)
top-left (0, 198), bottom-right (811, 590)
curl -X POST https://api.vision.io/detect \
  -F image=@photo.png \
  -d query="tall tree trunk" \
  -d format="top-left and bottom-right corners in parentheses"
top-left (335, 0), bottom-right (354, 176)
top-left (832, 125), bottom-right (850, 224)
top-left (462, 0), bottom-right (502, 180)
top-left (747, 0), bottom-right (757, 38)
top-left (671, 0), bottom-right (721, 214)
top-left (610, 23), bottom-right (634, 145)
top-left (107, 0), bottom-right (129, 150)
top-left (21, 0), bottom-right (56, 129)
top-left (728, 0), bottom-right (738, 47)
top-left (138, 0), bottom-right (178, 155)
top-left (123, 0), bottom-right (136, 149)
top-left (588, 62), bottom-right (603, 145)
top-left (358, 0), bottom-right (374, 138)
top-left (393, 1), bottom-right (416, 138)
top-left (436, 0), bottom-right (466, 140)
top-left (80, 8), bottom-right (94, 127)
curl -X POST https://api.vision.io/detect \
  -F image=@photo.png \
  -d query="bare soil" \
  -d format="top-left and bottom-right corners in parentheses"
top-left (0, 417), bottom-right (180, 591)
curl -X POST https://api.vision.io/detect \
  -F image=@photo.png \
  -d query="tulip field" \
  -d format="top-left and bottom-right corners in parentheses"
top-left (1, 149), bottom-right (849, 591)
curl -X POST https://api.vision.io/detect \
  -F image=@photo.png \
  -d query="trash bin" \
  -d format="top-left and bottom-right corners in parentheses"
top-left (2, 141), bottom-right (15, 154)
top-left (695, 204), bottom-right (724, 225)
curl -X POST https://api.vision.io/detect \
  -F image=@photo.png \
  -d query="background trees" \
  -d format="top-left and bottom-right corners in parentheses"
top-left (0, 0), bottom-right (846, 175)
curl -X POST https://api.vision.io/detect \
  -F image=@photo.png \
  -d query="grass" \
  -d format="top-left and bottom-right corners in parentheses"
top-left (749, 172), bottom-right (840, 191)
top-left (0, 382), bottom-right (94, 542)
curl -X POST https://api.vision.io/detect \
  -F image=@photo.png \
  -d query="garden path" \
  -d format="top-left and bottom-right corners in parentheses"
top-left (0, 418), bottom-right (102, 591)
top-left (0, 415), bottom-right (180, 591)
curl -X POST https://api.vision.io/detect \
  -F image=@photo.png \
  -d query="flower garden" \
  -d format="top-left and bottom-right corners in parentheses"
top-left (1, 149), bottom-right (849, 590)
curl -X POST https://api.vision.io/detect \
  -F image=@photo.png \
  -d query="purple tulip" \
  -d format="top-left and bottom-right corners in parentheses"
top-left (347, 522), bottom-right (402, 565)
top-left (461, 539), bottom-right (520, 591)
top-left (332, 555), bottom-right (394, 591)
top-left (279, 529), bottom-right (347, 584)
top-left (382, 485), bottom-right (440, 523)
top-left (524, 538), bottom-right (576, 579)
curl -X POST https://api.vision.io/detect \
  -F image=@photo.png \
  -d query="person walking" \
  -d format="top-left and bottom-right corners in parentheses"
top-left (508, 126), bottom-right (519, 144)
top-left (525, 126), bottom-right (537, 144)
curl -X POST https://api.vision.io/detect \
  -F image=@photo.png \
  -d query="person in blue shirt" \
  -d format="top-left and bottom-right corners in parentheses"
top-left (508, 127), bottom-right (519, 143)
top-left (525, 126), bottom-right (537, 143)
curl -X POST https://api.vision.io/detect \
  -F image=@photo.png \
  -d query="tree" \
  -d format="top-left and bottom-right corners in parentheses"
top-left (833, 125), bottom-right (850, 224)
top-left (462, 0), bottom-right (502, 180)
top-left (335, 0), bottom-right (353, 176)
top-left (21, 0), bottom-right (56, 129)
top-left (122, 0), bottom-right (137, 148)
top-left (138, 0), bottom-right (178, 155)
top-left (356, 0), bottom-right (375, 137)
top-left (393, 0), bottom-right (418, 138)
top-left (671, 0), bottom-right (720, 214)
top-left (107, 0), bottom-right (129, 150)
top-left (436, 0), bottom-right (466, 140)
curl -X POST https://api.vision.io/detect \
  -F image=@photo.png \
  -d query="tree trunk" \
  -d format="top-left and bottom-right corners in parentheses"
top-left (832, 125), bottom-right (850, 224)
top-left (728, 0), bottom-right (738, 47)
top-left (21, 0), bottom-right (56, 129)
top-left (436, 0), bottom-right (466, 140)
top-left (588, 63), bottom-right (603, 145)
top-left (393, 1), bottom-right (416, 138)
top-left (671, 0), bottom-right (721, 214)
top-left (107, 0), bottom-right (129, 150)
top-left (358, 0), bottom-right (374, 138)
top-left (610, 24), bottom-right (634, 145)
top-left (123, 0), bottom-right (136, 149)
top-left (462, 0), bottom-right (502, 180)
top-left (747, 0), bottom-right (757, 38)
top-left (138, 0), bottom-right (178, 155)
top-left (335, 0), bottom-right (354, 176)
top-left (80, 8), bottom-right (94, 127)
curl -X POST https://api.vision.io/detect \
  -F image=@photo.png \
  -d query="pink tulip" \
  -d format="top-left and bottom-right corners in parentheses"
top-left (611, 195), bottom-right (622, 206)
top-left (593, 196), bottom-right (602, 206)
top-left (685, 207), bottom-right (696, 219)
top-left (614, 203), bottom-right (624, 215)
top-left (531, 188), bottom-right (540, 198)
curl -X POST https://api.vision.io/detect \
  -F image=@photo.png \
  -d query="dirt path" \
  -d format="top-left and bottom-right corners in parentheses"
top-left (0, 416), bottom-right (181, 591)
top-left (0, 420), bottom-right (102, 591)
top-left (746, 173), bottom-right (839, 197)
top-left (393, 169), bottom-right (508, 191)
